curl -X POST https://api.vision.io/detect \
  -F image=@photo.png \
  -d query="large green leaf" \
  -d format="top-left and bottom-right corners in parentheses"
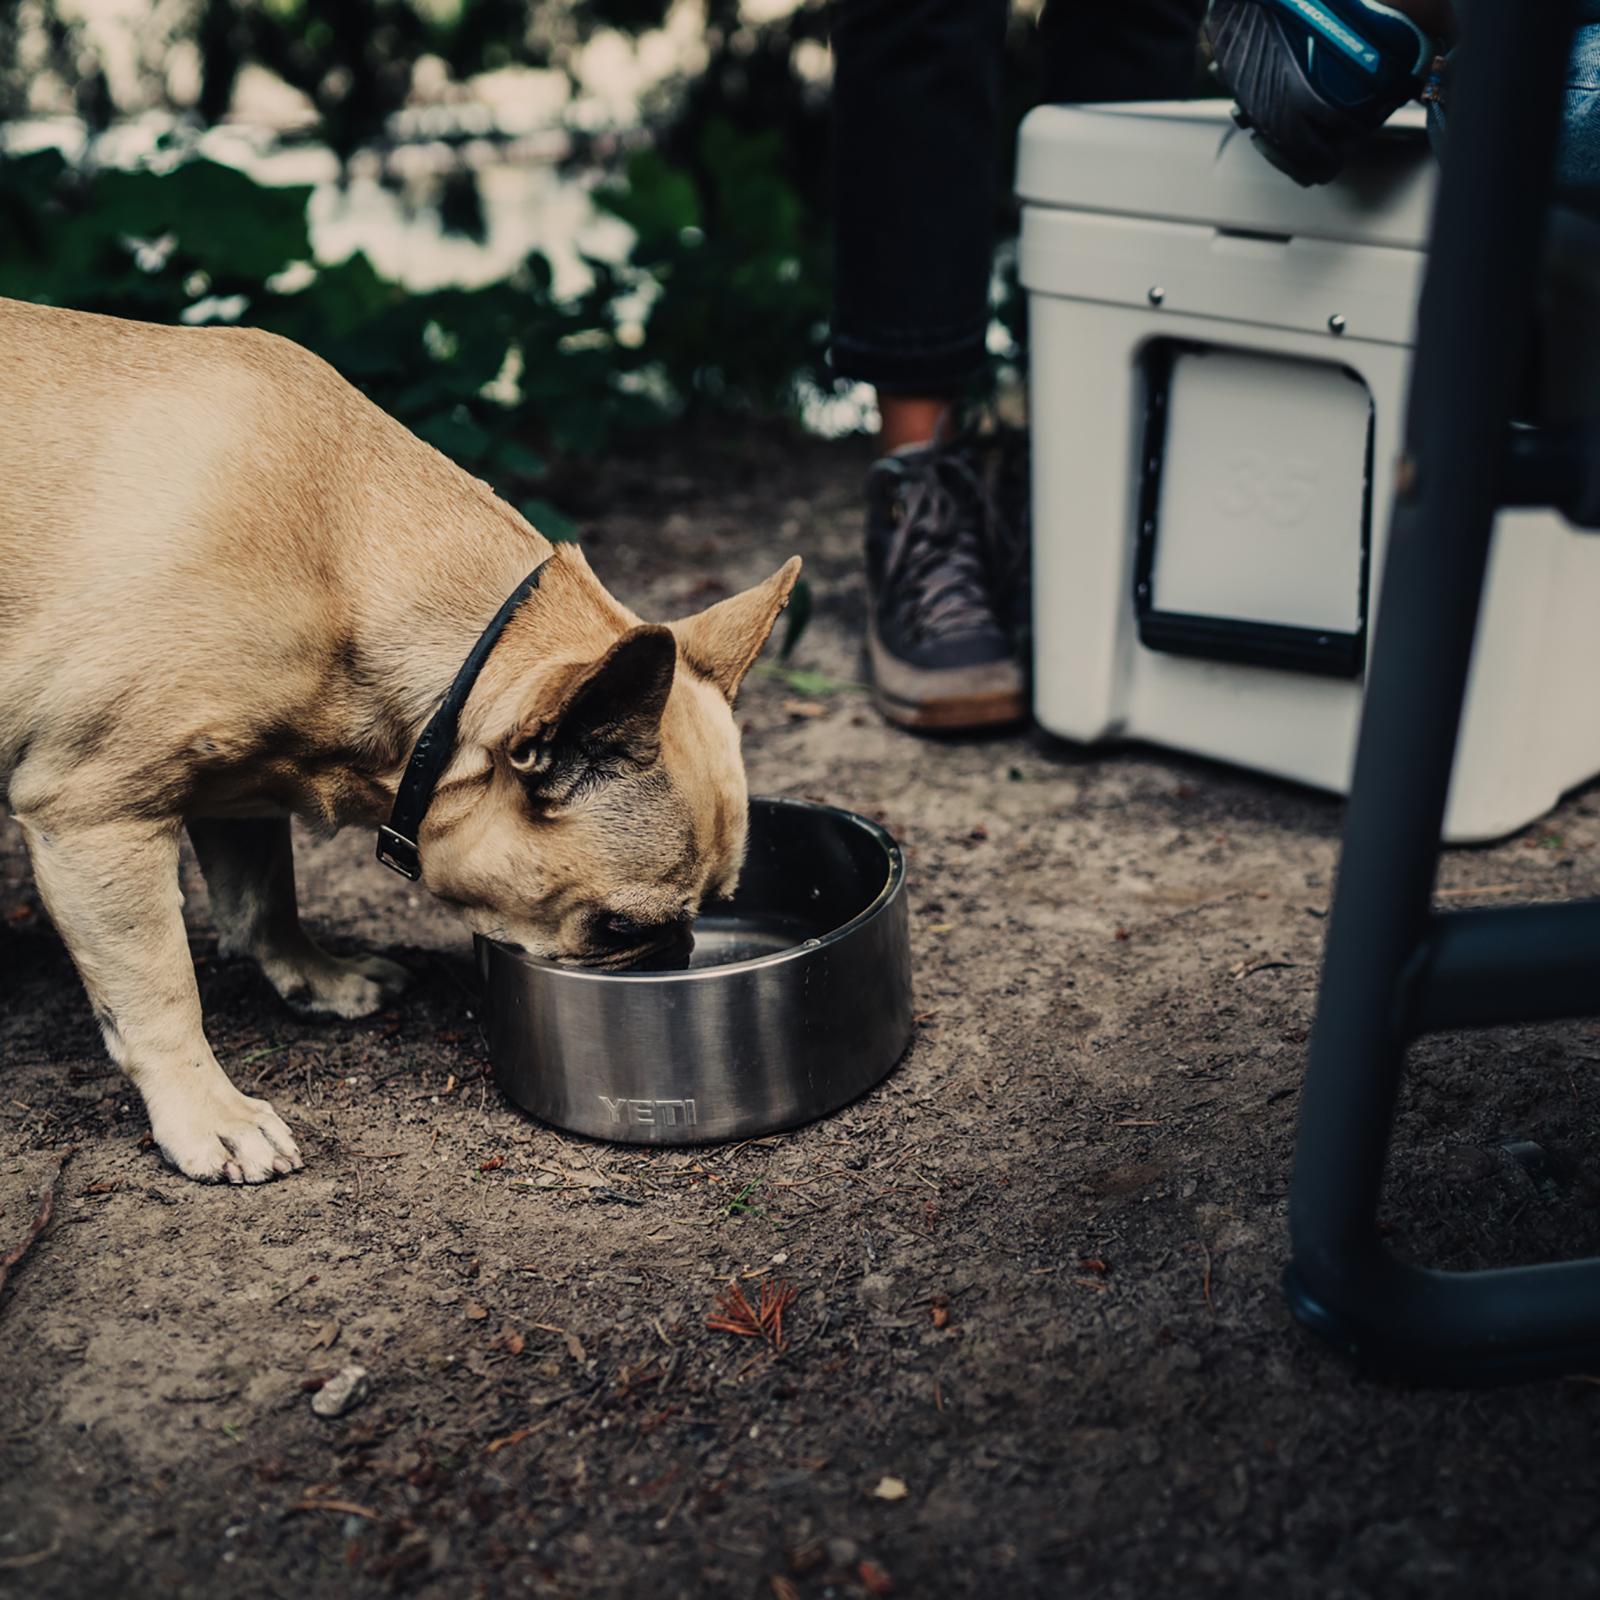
top-left (518, 497), bottom-right (579, 542)
top-left (594, 149), bottom-right (700, 252)
top-left (93, 160), bottom-right (312, 282)
top-left (414, 407), bottom-right (494, 464)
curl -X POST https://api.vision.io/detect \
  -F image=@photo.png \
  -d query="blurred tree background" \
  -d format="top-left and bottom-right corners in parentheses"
top-left (0, 1), bottom-right (1044, 525)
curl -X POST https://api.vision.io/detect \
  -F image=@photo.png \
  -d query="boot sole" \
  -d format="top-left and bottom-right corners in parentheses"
top-left (866, 610), bottom-right (1028, 734)
top-left (872, 683), bottom-right (1029, 732)
top-left (1248, 126), bottom-right (1333, 188)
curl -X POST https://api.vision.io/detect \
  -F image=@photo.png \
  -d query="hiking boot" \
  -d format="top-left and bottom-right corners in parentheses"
top-left (864, 440), bottom-right (1027, 732)
top-left (1208, 0), bottom-right (1440, 187)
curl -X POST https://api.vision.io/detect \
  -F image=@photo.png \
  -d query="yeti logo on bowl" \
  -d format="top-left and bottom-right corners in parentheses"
top-left (597, 1095), bottom-right (698, 1131)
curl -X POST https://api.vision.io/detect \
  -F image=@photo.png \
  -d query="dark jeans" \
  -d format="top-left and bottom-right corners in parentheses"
top-left (829, 0), bottom-right (1208, 395)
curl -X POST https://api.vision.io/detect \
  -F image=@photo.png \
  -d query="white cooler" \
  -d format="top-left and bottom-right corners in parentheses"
top-left (1019, 100), bottom-right (1600, 842)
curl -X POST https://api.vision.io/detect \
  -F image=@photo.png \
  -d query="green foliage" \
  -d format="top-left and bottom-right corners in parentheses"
top-left (0, 149), bottom-right (310, 313)
top-left (0, 114), bottom-right (837, 480)
top-left (516, 498), bottom-right (579, 542)
top-left (193, 0), bottom-right (541, 164)
top-left (778, 575), bottom-right (812, 661)
top-left (0, 1), bottom-right (846, 516)
top-left (754, 663), bottom-right (868, 698)
top-left (596, 117), bottom-right (832, 413)
top-left (0, 146), bottom-right (690, 510)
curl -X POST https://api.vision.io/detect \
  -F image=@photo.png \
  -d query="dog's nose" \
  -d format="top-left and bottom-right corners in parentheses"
top-left (594, 910), bottom-right (691, 952)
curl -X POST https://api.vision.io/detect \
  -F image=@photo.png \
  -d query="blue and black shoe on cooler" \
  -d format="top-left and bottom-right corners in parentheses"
top-left (1208, 0), bottom-right (1442, 187)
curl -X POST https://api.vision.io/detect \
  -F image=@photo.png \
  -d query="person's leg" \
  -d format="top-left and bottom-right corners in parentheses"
top-left (837, 0), bottom-right (1215, 452)
top-left (1560, 15), bottom-right (1600, 205)
top-left (879, 396), bottom-right (956, 455)
top-left (829, 0), bottom-right (1221, 730)
top-left (830, 0), bottom-right (1026, 730)
top-left (1403, 0), bottom-right (1455, 36)
top-left (830, 0), bottom-right (1007, 451)
top-left (1039, 0), bottom-right (1210, 106)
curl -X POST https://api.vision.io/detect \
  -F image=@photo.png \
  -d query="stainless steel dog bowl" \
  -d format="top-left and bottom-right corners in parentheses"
top-left (477, 798), bottom-right (911, 1144)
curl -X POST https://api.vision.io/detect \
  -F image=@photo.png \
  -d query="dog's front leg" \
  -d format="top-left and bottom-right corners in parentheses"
top-left (187, 817), bottom-right (409, 1019)
top-left (19, 816), bottom-right (302, 1183)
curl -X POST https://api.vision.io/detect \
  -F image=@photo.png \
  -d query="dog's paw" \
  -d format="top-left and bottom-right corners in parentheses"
top-left (266, 949), bottom-right (411, 1021)
top-left (149, 1087), bottom-right (303, 1185)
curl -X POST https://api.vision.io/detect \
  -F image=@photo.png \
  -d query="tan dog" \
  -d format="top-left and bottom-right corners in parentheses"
top-left (0, 296), bottom-right (799, 1185)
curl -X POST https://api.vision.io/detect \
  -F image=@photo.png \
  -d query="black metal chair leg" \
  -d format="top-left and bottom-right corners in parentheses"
top-left (1283, 0), bottom-right (1599, 1384)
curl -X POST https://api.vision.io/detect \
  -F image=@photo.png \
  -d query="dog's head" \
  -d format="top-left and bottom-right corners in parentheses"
top-left (421, 547), bottom-right (801, 967)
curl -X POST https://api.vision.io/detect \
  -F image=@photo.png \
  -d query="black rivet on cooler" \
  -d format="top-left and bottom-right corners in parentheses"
top-left (1148, 285), bottom-right (1165, 306)
top-left (1328, 313), bottom-right (1348, 335)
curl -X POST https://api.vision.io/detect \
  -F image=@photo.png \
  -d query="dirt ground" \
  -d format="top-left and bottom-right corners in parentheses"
top-left (6, 430), bottom-right (1600, 1600)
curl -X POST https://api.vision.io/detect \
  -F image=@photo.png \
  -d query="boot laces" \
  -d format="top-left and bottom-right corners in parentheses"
top-left (881, 451), bottom-right (1006, 642)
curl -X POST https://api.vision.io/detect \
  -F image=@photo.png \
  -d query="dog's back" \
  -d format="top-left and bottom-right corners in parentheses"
top-left (0, 297), bottom-right (537, 812)
top-left (1, 295), bottom-right (349, 598)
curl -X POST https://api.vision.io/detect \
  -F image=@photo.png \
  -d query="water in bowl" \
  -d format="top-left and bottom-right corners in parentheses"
top-left (618, 908), bottom-right (821, 974)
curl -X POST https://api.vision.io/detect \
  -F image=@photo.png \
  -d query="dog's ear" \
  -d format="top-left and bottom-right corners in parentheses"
top-left (669, 556), bottom-right (802, 703)
top-left (506, 624), bottom-right (676, 801)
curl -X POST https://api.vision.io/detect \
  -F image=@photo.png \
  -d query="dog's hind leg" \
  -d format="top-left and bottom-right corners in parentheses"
top-left (187, 816), bottom-right (409, 1020)
top-left (18, 815), bottom-right (302, 1183)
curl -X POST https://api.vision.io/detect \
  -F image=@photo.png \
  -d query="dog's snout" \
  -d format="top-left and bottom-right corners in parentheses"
top-left (590, 909), bottom-right (697, 973)
top-left (601, 912), bottom-right (650, 944)
top-left (593, 909), bottom-right (693, 954)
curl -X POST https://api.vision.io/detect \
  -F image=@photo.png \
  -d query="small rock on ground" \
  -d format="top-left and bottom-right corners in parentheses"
top-left (311, 1365), bottom-right (371, 1419)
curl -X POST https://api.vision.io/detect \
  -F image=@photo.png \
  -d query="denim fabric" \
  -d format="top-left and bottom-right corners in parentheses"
top-left (1561, 23), bottom-right (1600, 204)
top-left (828, 0), bottom-right (1008, 396)
top-left (828, 0), bottom-right (1207, 394)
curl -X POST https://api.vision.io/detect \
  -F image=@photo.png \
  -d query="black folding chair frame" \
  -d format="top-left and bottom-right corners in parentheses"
top-left (1282, 0), bottom-right (1600, 1384)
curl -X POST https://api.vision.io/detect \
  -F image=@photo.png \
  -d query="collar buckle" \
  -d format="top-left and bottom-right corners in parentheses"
top-left (376, 825), bottom-right (422, 880)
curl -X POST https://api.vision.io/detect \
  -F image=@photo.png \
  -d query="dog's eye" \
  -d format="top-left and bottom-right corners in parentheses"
top-left (509, 737), bottom-right (540, 769)
top-left (602, 912), bottom-right (648, 941)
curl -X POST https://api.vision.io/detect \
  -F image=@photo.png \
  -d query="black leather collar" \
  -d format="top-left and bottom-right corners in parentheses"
top-left (376, 559), bottom-right (552, 880)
